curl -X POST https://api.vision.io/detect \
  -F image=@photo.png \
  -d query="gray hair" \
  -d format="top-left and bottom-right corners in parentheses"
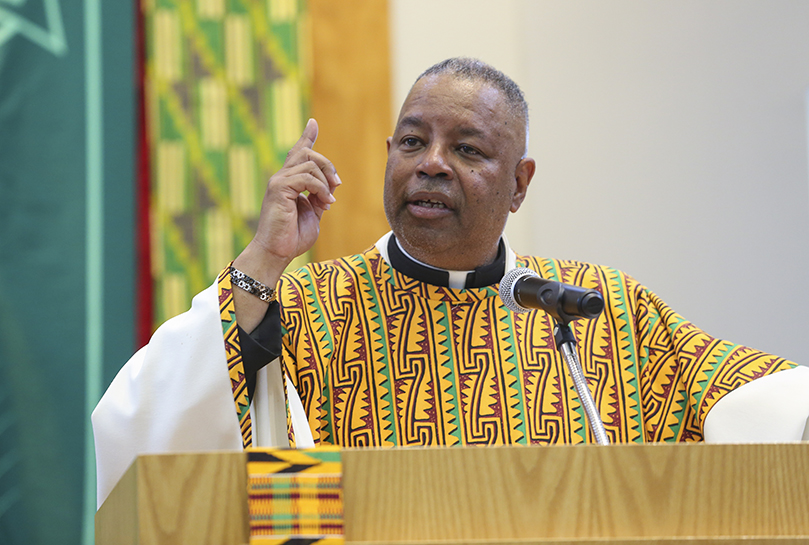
top-left (416, 57), bottom-right (529, 155)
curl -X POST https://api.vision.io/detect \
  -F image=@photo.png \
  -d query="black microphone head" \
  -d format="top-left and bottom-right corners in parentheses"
top-left (499, 267), bottom-right (539, 313)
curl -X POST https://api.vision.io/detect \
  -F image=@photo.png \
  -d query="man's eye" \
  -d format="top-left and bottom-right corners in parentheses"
top-left (459, 145), bottom-right (479, 155)
top-left (402, 137), bottom-right (420, 147)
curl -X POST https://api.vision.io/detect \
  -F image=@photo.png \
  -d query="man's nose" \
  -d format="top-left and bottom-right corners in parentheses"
top-left (418, 144), bottom-right (452, 178)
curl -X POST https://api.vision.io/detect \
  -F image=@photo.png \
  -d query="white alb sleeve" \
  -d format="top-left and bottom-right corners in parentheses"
top-left (703, 365), bottom-right (809, 442)
top-left (92, 281), bottom-right (243, 507)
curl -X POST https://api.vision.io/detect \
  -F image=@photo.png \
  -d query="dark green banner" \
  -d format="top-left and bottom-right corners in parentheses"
top-left (0, 2), bottom-right (134, 544)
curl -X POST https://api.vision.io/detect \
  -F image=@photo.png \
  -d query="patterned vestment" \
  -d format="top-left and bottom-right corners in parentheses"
top-left (221, 244), bottom-right (796, 448)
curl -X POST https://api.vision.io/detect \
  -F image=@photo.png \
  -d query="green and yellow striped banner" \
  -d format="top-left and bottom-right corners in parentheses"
top-left (144, 0), bottom-right (310, 325)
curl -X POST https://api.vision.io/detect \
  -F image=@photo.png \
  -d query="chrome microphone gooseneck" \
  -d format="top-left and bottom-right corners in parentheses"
top-left (499, 268), bottom-right (610, 445)
top-left (554, 323), bottom-right (610, 445)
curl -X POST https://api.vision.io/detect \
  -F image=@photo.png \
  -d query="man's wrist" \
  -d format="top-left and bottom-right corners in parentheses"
top-left (232, 241), bottom-right (289, 289)
top-left (231, 242), bottom-right (288, 333)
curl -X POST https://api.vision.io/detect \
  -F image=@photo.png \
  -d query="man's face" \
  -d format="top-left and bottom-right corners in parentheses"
top-left (384, 74), bottom-right (535, 271)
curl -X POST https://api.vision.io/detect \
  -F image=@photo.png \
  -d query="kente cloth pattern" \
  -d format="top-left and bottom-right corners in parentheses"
top-left (143, 0), bottom-right (310, 326)
top-left (222, 246), bottom-right (796, 447)
top-left (218, 264), bottom-right (253, 448)
top-left (248, 447), bottom-right (343, 543)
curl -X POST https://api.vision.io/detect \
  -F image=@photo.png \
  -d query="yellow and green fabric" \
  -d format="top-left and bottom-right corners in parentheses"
top-left (144, 0), bottom-right (309, 327)
top-left (248, 446), bottom-right (343, 543)
top-left (248, 246), bottom-right (795, 447)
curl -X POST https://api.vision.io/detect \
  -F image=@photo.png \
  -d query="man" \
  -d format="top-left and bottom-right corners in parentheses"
top-left (93, 58), bottom-right (809, 506)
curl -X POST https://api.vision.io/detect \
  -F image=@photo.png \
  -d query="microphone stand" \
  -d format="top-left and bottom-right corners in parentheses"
top-left (498, 267), bottom-right (609, 444)
top-left (554, 322), bottom-right (610, 445)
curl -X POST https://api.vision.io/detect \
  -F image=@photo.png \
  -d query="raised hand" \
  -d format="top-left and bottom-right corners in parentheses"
top-left (232, 119), bottom-right (340, 330)
top-left (253, 119), bottom-right (340, 264)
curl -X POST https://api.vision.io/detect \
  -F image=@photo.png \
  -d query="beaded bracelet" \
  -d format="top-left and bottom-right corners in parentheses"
top-left (229, 267), bottom-right (277, 303)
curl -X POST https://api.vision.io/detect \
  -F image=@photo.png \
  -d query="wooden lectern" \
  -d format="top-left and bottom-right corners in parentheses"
top-left (96, 443), bottom-right (809, 544)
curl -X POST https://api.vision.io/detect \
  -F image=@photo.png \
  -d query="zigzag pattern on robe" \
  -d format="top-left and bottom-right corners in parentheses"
top-left (262, 246), bottom-right (797, 447)
top-left (218, 264), bottom-right (253, 448)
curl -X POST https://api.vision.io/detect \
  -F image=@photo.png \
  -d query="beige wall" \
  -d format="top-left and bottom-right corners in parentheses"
top-left (389, 0), bottom-right (809, 363)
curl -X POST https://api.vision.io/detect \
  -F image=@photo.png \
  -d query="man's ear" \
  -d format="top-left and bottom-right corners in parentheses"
top-left (386, 136), bottom-right (392, 154)
top-left (510, 157), bottom-right (536, 213)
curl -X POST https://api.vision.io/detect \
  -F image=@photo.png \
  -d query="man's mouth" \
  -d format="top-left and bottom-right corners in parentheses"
top-left (413, 199), bottom-right (448, 209)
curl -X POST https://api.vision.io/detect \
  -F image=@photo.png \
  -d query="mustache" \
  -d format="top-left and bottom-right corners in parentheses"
top-left (406, 177), bottom-right (453, 195)
top-left (417, 176), bottom-right (450, 185)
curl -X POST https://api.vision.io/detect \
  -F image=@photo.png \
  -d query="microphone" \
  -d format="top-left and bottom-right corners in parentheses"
top-left (499, 268), bottom-right (605, 323)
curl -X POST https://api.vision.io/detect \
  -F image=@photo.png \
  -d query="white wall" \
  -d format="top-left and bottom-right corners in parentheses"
top-left (389, 0), bottom-right (809, 364)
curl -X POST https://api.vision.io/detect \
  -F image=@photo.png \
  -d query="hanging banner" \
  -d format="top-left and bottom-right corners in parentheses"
top-left (0, 2), bottom-right (134, 544)
top-left (143, 0), bottom-right (311, 327)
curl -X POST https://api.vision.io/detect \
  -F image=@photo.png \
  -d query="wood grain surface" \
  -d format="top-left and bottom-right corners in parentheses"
top-left (342, 443), bottom-right (809, 542)
top-left (96, 445), bottom-right (809, 544)
top-left (353, 539), bottom-right (809, 544)
top-left (95, 451), bottom-right (248, 545)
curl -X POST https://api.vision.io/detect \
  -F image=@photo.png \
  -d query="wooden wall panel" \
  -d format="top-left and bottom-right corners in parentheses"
top-left (310, 0), bottom-right (392, 261)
